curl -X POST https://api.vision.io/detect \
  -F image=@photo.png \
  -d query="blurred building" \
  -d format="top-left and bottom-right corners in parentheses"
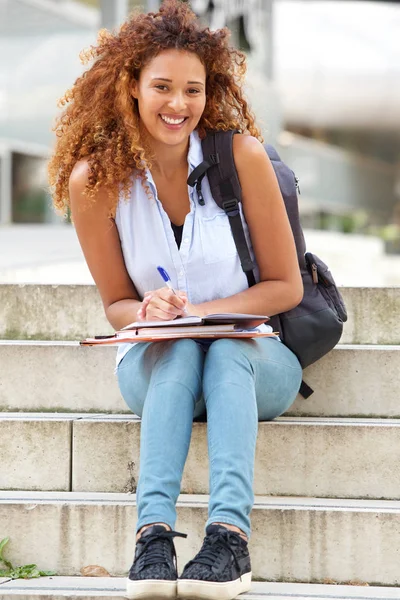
top-left (0, 0), bottom-right (399, 234)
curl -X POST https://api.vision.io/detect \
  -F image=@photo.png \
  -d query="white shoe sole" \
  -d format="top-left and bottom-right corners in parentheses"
top-left (126, 577), bottom-right (177, 599)
top-left (177, 571), bottom-right (252, 600)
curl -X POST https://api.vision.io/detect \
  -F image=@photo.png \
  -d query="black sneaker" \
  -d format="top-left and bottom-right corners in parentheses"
top-left (126, 524), bottom-right (187, 599)
top-left (177, 524), bottom-right (252, 600)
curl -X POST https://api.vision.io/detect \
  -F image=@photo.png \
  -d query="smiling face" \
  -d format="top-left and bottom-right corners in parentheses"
top-left (131, 49), bottom-right (207, 148)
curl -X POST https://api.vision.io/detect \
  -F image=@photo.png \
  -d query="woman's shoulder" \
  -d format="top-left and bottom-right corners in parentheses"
top-left (69, 157), bottom-right (94, 192)
top-left (232, 133), bottom-right (266, 165)
top-left (69, 158), bottom-right (135, 202)
top-left (69, 157), bottom-right (121, 219)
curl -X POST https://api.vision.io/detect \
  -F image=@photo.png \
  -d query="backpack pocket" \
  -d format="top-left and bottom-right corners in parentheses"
top-left (270, 252), bottom-right (348, 369)
top-left (305, 252), bottom-right (347, 323)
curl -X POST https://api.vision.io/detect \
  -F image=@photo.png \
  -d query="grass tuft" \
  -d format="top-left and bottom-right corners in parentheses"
top-left (0, 537), bottom-right (56, 580)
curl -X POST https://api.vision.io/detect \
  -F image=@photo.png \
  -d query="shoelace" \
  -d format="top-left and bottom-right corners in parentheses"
top-left (136, 529), bottom-right (187, 570)
top-left (187, 530), bottom-right (243, 581)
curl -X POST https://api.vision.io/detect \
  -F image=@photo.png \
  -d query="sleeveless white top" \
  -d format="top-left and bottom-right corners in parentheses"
top-left (114, 129), bottom-right (272, 367)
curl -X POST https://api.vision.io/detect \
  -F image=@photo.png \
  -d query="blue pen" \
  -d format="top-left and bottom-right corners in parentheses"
top-left (157, 265), bottom-right (188, 314)
top-left (157, 266), bottom-right (178, 295)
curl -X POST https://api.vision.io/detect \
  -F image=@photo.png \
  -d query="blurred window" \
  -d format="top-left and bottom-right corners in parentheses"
top-left (12, 153), bottom-right (52, 223)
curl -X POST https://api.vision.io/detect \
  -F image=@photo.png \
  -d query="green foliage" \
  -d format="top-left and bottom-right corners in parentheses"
top-left (0, 537), bottom-right (56, 580)
top-left (372, 223), bottom-right (400, 242)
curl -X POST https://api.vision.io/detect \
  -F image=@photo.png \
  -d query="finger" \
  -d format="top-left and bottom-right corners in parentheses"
top-left (146, 296), bottom-right (185, 319)
top-left (138, 296), bottom-right (152, 319)
top-left (159, 289), bottom-right (187, 310)
top-left (146, 288), bottom-right (187, 309)
top-left (145, 307), bottom-right (180, 321)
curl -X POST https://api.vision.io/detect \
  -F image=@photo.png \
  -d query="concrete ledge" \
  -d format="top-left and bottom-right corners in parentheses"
top-left (0, 492), bottom-right (399, 585)
top-left (0, 343), bottom-right (399, 417)
top-left (0, 578), bottom-right (398, 599)
top-left (0, 285), bottom-right (399, 345)
top-left (0, 416), bottom-right (71, 491)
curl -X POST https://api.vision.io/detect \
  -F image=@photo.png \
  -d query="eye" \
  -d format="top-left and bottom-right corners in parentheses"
top-left (188, 88), bottom-right (201, 95)
top-left (155, 85), bottom-right (168, 91)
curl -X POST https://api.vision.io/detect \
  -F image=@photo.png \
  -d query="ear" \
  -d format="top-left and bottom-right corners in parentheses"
top-left (131, 80), bottom-right (138, 99)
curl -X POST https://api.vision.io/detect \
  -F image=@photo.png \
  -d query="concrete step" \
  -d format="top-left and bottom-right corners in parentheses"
top-left (0, 284), bottom-right (399, 346)
top-left (0, 578), bottom-right (398, 599)
top-left (1, 413), bottom-right (400, 499)
top-left (0, 342), bottom-right (399, 417)
top-left (1, 492), bottom-right (399, 585)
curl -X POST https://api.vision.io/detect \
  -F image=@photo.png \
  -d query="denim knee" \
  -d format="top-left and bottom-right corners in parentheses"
top-left (203, 339), bottom-right (254, 390)
top-left (117, 338), bottom-right (204, 416)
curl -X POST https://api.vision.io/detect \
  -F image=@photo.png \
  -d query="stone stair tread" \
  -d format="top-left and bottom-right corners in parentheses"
top-left (0, 577), bottom-right (398, 598)
top-left (2, 412), bottom-right (400, 426)
top-left (1, 490), bottom-right (400, 512)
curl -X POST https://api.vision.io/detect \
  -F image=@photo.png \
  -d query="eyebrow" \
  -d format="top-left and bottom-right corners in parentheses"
top-left (151, 77), bottom-right (204, 86)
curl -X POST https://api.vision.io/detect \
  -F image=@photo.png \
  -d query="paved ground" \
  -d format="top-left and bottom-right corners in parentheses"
top-left (0, 224), bottom-right (399, 286)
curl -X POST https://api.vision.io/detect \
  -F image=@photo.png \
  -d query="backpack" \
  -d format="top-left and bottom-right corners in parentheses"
top-left (187, 130), bottom-right (348, 398)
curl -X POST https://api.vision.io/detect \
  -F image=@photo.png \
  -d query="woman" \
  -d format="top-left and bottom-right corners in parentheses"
top-left (48, 1), bottom-right (303, 599)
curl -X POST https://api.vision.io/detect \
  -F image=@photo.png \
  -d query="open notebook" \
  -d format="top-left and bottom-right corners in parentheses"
top-left (121, 313), bottom-right (270, 330)
top-left (80, 313), bottom-right (278, 346)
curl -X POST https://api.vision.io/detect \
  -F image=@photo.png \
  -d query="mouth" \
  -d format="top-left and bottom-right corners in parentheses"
top-left (159, 114), bottom-right (189, 129)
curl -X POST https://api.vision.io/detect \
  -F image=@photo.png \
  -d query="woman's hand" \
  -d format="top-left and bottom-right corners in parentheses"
top-left (137, 288), bottom-right (188, 321)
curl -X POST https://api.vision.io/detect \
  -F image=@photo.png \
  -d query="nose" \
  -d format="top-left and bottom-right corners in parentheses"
top-left (167, 91), bottom-right (187, 113)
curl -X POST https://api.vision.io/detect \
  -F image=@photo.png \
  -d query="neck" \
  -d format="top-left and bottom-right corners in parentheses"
top-left (148, 134), bottom-right (190, 180)
top-left (152, 152), bottom-right (188, 179)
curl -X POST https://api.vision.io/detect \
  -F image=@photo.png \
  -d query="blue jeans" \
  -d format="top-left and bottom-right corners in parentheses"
top-left (117, 337), bottom-right (302, 539)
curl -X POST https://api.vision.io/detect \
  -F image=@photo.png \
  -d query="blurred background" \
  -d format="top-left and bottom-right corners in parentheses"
top-left (0, 0), bottom-right (399, 285)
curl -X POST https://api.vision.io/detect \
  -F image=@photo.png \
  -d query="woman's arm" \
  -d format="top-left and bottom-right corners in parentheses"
top-left (69, 159), bottom-right (144, 330)
top-left (69, 160), bottom-right (187, 328)
top-left (188, 134), bottom-right (303, 318)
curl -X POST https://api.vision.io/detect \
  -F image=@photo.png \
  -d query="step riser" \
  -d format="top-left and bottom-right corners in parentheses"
top-left (0, 345), bottom-right (399, 417)
top-left (73, 419), bottom-right (400, 499)
top-left (2, 417), bottom-right (400, 499)
top-left (341, 287), bottom-right (400, 345)
top-left (1, 286), bottom-right (400, 346)
top-left (0, 419), bottom-right (71, 491)
top-left (1, 500), bottom-right (399, 585)
top-left (0, 285), bottom-right (112, 341)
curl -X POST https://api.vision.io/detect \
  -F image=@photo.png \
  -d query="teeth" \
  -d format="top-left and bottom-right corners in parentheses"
top-left (161, 115), bottom-right (186, 125)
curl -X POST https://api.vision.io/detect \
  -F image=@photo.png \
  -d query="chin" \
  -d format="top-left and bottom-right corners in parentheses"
top-left (156, 127), bottom-right (192, 145)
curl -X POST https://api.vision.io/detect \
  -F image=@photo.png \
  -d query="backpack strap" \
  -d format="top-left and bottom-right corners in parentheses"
top-left (188, 130), bottom-right (314, 398)
top-left (299, 380), bottom-right (314, 399)
top-left (187, 130), bottom-right (256, 287)
top-left (264, 144), bottom-right (282, 162)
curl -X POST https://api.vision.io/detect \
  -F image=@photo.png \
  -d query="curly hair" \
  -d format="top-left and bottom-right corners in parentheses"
top-left (48, 0), bottom-right (263, 218)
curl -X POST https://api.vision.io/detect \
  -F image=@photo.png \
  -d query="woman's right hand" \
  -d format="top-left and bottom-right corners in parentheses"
top-left (137, 287), bottom-right (188, 322)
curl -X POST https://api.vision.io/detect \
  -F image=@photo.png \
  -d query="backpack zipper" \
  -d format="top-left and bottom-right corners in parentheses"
top-left (294, 175), bottom-right (301, 195)
top-left (311, 263), bottom-right (319, 284)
